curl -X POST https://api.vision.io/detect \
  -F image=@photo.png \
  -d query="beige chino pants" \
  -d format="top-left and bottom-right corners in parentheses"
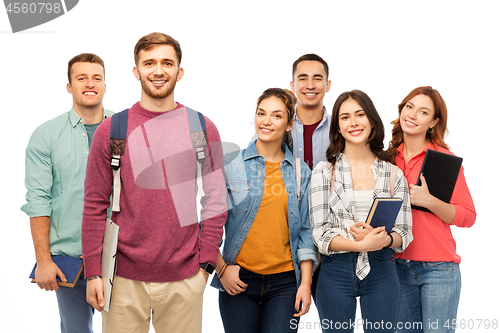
top-left (102, 270), bottom-right (207, 333)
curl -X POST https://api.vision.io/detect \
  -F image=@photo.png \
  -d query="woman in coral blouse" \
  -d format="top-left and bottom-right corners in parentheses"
top-left (387, 86), bottom-right (476, 333)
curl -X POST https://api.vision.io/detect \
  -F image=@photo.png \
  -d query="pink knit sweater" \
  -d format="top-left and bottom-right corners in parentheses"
top-left (82, 102), bottom-right (227, 282)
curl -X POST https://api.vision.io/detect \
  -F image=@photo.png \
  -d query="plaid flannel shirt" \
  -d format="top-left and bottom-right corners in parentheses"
top-left (309, 154), bottom-right (413, 279)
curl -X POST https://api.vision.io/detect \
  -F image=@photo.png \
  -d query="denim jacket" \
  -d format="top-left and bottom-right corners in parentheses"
top-left (211, 141), bottom-right (317, 291)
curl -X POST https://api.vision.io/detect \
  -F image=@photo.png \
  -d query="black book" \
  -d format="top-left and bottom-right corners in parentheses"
top-left (412, 149), bottom-right (463, 213)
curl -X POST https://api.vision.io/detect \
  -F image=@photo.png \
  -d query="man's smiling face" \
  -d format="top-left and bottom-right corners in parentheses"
top-left (133, 44), bottom-right (184, 100)
top-left (67, 62), bottom-right (106, 109)
top-left (290, 60), bottom-right (331, 110)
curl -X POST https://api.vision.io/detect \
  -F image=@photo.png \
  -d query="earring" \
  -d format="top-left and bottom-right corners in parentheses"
top-left (428, 127), bottom-right (433, 133)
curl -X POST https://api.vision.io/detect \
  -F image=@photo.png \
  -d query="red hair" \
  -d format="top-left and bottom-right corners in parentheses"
top-left (387, 86), bottom-right (449, 162)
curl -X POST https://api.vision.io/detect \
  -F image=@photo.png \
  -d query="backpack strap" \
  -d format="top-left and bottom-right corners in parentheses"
top-left (329, 163), bottom-right (335, 194)
top-left (109, 109), bottom-right (129, 212)
top-left (389, 164), bottom-right (398, 197)
top-left (108, 107), bottom-right (208, 213)
top-left (295, 158), bottom-right (301, 204)
top-left (186, 107), bottom-right (208, 198)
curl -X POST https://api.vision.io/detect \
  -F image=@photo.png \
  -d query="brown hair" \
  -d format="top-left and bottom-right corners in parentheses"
top-left (256, 88), bottom-right (297, 152)
top-left (292, 53), bottom-right (329, 80)
top-left (326, 90), bottom-right (389, 166)
top-left (387, 86), bottom-right (449, 162)
top-left (134, 32), bottom-right (182, 66)
top-left (67, 53), bottom-right (105, 84)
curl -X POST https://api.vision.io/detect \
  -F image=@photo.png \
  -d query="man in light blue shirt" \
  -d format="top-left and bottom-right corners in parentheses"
top-left (289, 54), bottom-right (331, 305)
top-left (22, 53), bottom-right (113, 333)
top-left (289, 54), bottom-right (331, 170)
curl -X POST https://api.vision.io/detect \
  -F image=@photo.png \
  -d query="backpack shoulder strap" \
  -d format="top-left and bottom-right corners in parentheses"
top-left (329, 162), bottom-right (335, 194)
top-left (186, 107), bottom-right (208, 198)
top-left (295, 158), bottom-right (301, 204)
top-left (109, 109), bottom-right (129, 212)
top-left (389, 164), bottom-right (398, 197)
top-left (186, 107), bottom-right (207, 159)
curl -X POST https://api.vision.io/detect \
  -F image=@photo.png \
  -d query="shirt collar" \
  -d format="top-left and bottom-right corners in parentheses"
top-left (244, 140), bottom-right (295, 166)
top-left (336, 152), bottom-right (383, 179)
top-left (396, 141), bottom-right (437, 160)
top-left (294, 105), bottom-right (328, 126)
top-left (69, 107), bottom-right (111, 127)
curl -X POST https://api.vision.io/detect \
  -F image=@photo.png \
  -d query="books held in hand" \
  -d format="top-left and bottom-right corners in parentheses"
top-left (29, 255), bottom-right (83, 288)
top-left (365, 197), bottom-right (403, 230)
top-left (413, 149), bottom-right (463, 213)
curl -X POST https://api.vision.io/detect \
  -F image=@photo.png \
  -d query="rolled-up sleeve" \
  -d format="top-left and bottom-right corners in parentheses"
top-left (309, 165), bottom-right (340, 255)
top-left (297, 164), bottom-right (317, 266)
top-left (391, 169), bottom-right (413, 253)
top-left (450, 166), bottom-right (476, 228)
top-left (21, 125), bottom-right (53, 217)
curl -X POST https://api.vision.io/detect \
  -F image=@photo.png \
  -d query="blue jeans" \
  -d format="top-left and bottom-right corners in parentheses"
top-left (316, 249), bottom-right (399, 333)
top-left (219, 268), bottom-right (298, 333)
top-left (395, 260), bottom-right (461, 333)
top-left (55, 271), bottom-right (94, 333)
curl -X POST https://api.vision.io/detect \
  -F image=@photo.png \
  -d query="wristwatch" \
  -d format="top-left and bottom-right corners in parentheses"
top-left (199, 262), bottom-right (215, 274)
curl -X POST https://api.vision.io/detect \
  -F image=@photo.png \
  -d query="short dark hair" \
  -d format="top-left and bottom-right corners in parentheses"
top-left (292, 54), bottom-right (329, 80)
top-left (326, 90), bottom-right (388, 166)
top-left (67, 53), bottom-right (105, 84)
top-left (134, 32), bottom-right (182, 66)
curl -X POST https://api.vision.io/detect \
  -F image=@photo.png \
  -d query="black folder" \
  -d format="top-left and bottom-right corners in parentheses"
top-left (412, 149), bottom-right (463, 213)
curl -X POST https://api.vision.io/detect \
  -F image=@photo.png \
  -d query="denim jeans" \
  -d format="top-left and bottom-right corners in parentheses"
top-left (55, 271), bottom-right (94, 333)
top-left (395, 260), bottom-right (461, 333)
top-left (219, 268), bottom-right (298, 333)
top-left (316, 249), bottom-right (399, 333)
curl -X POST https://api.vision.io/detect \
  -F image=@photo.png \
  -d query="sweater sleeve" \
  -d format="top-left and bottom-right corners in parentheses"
top-left (197, 117), bottom-right (227, 266)
top-left (450, 166), bottom-right (476, 228)
top-left (81, 118), bottom-right (113, 278)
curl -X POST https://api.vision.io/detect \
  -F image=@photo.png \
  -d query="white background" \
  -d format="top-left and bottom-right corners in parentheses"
top-left (1, 1), bottom-right (498, 332)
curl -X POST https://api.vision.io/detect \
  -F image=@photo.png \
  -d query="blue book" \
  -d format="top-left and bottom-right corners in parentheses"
top-left (29, 255), bottom-right (83, 288)
top-left (365, 197), bottom-right (403, 230)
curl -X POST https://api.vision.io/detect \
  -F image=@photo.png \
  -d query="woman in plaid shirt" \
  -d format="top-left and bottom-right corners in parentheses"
top-left (309, 90), bottom-right (413, 332)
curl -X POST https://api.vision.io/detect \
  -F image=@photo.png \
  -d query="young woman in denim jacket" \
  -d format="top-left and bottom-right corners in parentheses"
top-left (309, 90), bottom-right (413, 333)
top-left (211, 88), bottom-right (317, 333)
top-left (387, 87), bottom-right (476, 333)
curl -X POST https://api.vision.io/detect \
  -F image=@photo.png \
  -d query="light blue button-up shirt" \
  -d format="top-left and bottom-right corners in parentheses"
top-left (211, 141), bottom-right (317, 291)
top-left (291, 106), bottom-right (331, 169)
top-left (21, 108), bottom-right (113, 257)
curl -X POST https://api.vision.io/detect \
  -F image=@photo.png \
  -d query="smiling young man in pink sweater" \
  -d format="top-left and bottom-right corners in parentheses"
top-left (82, 32), bottom-right (227, 333)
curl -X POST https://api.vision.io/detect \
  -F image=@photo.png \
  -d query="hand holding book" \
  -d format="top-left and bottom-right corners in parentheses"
top-left (32, 259), bottom-right (67, 291)
top-left (30, 255), bottom-right (83, 289)
top-left (409, 174), bottom-right (433, 208)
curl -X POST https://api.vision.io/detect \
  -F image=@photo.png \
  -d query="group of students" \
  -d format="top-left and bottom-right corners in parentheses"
top-left (22, 31), bottom-right (475, 333)
top-left (215, 63), bottom-right (476, 332)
